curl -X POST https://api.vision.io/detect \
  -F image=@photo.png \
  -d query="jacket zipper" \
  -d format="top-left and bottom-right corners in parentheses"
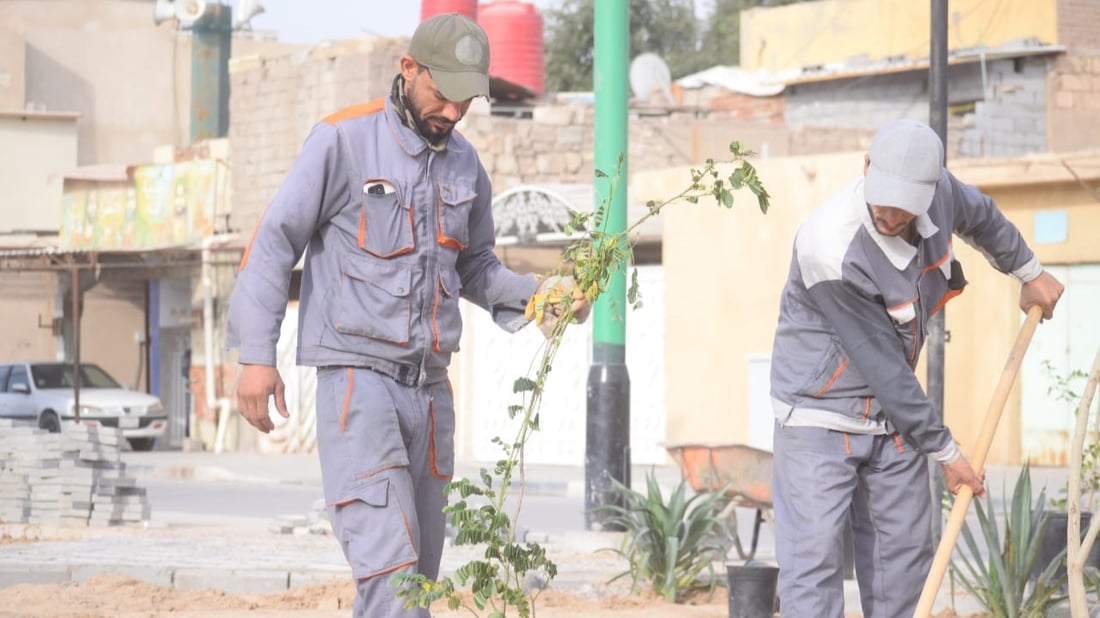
top-left (417, 151), bottom-right (437, 386)
top-left (913, 242), bottom-right (927, 363)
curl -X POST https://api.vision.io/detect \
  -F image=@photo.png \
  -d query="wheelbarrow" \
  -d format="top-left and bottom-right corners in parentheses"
top-left (666, 443), bottom-right (773, 561)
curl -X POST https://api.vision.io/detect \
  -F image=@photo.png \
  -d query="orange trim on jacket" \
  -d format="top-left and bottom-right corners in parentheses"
top-left (930, 288), bottom-right (964, 317)
top-left (814, 359), bottom-right (850, 397)
top-left (922, 245), bottom-right (953, 275)
top-left (322, 99), bottom-right (385, 125)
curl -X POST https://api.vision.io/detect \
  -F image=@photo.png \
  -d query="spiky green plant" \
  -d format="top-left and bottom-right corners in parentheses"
top-left (595, 471), bottom-right (732, 603)
top-left (950, 463), bottom-right (1067, 617)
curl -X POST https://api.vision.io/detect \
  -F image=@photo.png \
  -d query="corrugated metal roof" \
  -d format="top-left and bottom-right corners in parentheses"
top-left (783, 41), bottom-right (1065, 86)
top-left (0, 110), bottom-right (81, 121)
top-left (676, 66), bottom-right (790, 97)
top-left (57, 164), bottom-right (132, 183)
top-left (677, 40), bottom-right (1065, 95)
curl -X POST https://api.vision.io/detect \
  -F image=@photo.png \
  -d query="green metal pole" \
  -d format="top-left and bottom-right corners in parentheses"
top-left (585, 0), bottom-right (631, 531)
top-left (190, 4), bottom-right (232, 143)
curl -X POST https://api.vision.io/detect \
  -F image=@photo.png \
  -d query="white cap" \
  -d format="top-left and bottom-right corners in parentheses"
top-left (864, 119), bottom-right (945, 215)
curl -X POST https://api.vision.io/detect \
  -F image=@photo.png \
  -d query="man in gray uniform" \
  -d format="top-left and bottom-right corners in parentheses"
top-left (227, 13), bottom-right (587, 617)
top-left (768, 119), bottom-right (1064, 617)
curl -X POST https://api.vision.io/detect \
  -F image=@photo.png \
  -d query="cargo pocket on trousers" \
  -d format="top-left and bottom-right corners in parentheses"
top-left (429, 381), bottom-right (457, 479)
top-left (333, 476), bottom-right (418, 581)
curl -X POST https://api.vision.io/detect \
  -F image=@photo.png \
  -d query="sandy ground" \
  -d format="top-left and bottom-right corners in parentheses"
top-left (0, 574), bottom-right (981, 618)
top-left (0, 575), bottom-right (735, 618)
top-left (0, 524), bottom-right (979, 618)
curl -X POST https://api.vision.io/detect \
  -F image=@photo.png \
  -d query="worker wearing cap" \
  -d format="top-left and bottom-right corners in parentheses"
top-left (768, 119), bottom-right (1063, 617)
top-left (227, 13), bottom-right (587, 617)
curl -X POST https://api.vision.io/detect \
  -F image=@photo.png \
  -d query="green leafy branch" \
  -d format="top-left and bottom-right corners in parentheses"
top-left (393, 142), bottom-right (770, 617)
top-left (1041, 360), bottom-right (1100, 513)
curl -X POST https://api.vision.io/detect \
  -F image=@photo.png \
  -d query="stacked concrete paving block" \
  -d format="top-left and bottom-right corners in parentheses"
top-left (69, 424), bottom-right (152, 526)
top-left (27, 431), bottom-right (63, 525)
top-left (0, 421), bottom-right (151, 526)
top-left (0, 420), bottom-right (34, 522)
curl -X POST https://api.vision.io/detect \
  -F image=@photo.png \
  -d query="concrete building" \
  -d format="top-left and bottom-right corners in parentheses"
top-left (0, 0), bottom-right (298, 449)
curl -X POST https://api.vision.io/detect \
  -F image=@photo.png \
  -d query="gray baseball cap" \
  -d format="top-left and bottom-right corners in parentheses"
top-left (864, 119), bottom-right (945, 216)
top-left (408, 13), bottom-right (491, 102)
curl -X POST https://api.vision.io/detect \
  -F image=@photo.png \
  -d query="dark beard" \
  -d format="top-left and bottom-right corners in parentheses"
top-left (866, 202), bottom-right (917, 242)
top-left (411, 108), bottom-right (454, 146)
top-left (390, 73), bottom-right (452, 152)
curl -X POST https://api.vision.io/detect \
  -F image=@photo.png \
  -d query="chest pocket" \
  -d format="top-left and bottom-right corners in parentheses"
top-left (360, 179), bottom-right (414, 259)
top-left (436, 181), bottom-right (476, 251)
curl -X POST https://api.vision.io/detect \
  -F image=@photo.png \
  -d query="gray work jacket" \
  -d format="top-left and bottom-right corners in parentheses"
top-left (227, 96), bottom-right (537, 386)
top-left (769, 172), bottom-right (1041, 461)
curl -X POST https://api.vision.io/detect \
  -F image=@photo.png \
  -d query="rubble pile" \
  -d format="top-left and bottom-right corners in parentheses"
top-left (269, 497), bottom-right (330, 536)
top-left (0, 420), bottom-right (151, 526)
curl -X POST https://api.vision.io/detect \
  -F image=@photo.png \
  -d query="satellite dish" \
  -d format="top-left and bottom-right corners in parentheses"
top-left (629, 52), bottom-right (674, 106)
top-left (153, 0), bottom-right (177, 25)
top-left (234, 0), bottom-right (266, 29)
top-left (175, 0), bottom-right (209, 23)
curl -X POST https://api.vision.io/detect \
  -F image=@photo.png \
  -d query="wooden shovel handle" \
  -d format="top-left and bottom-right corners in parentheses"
top-left (914, 305), bottom-right (1044, 617)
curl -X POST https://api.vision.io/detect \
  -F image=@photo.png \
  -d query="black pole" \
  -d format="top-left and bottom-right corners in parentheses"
top-left (928, 0), bottom-right (949, 538)
top-left (586, 347), bottom-right (631, 530)
top-left (71, 262), bottom-right (82, 424)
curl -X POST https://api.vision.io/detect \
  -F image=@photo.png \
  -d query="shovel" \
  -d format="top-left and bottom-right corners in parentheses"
top-left (914, 304), bottom-right (1045, 616)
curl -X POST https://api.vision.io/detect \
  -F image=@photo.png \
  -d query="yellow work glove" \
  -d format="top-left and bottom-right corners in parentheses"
top-left (524, 275), bottom-right (591, 339)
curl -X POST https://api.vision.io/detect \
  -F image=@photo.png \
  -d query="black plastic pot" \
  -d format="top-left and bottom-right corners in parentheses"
top-left (727, 562), bottom-right (779, 618)
top-left (1033, 511), bottom-right (1100, 584)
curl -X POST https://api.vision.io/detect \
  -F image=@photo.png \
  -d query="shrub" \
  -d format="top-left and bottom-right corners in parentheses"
top-left (950, 463), bottom-right (1067, 617)
top-left (596, 470), bottom-right (732, 603)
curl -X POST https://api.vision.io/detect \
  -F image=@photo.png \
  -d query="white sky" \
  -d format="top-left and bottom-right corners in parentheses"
top-left (246, 1), bottom-right (715, 45)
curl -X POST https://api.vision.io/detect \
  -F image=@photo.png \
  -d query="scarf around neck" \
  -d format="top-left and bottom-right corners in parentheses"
top-left (390, 73), bottom-right (448, 153)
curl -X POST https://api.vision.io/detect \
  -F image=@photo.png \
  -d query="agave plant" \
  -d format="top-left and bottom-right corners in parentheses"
top-left (950, 463), bottom-right (1067, 617)
top-left (595, 470), bottom-right (732, 603)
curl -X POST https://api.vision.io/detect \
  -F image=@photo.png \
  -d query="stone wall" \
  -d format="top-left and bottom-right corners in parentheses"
top-left (228, 40), bottom-right (791, 235)
top-left (227, 38), bottom-right (405, 236)
top-left (457, 105), bottom-right (757, 193)
top-left (783, 54), bottom-right (1071, 160)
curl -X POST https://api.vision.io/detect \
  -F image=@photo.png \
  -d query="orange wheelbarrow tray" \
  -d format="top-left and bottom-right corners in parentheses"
top-left (666, 443), bottom-right (774, 561)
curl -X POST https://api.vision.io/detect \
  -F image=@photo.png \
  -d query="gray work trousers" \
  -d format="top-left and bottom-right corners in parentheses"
top-left (773, 423), bottom-right (933, 618)
top-left (316, 367), bottom-right (455, 618)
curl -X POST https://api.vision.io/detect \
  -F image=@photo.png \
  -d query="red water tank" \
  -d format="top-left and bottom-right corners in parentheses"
top-left (420, 0), bottom-right (478, 22)
top-left (478, 0), bottom-right (544, 95)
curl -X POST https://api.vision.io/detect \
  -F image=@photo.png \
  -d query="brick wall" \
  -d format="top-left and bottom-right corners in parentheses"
top-left (1049, 0), bottom-right (1100, 152)
top-left (958, 56), bottom-right (1050, 158)
top-left (1057, 0), bottom-right (1100, 54)
top-left (784, 58), bottom-right (1053, 159)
